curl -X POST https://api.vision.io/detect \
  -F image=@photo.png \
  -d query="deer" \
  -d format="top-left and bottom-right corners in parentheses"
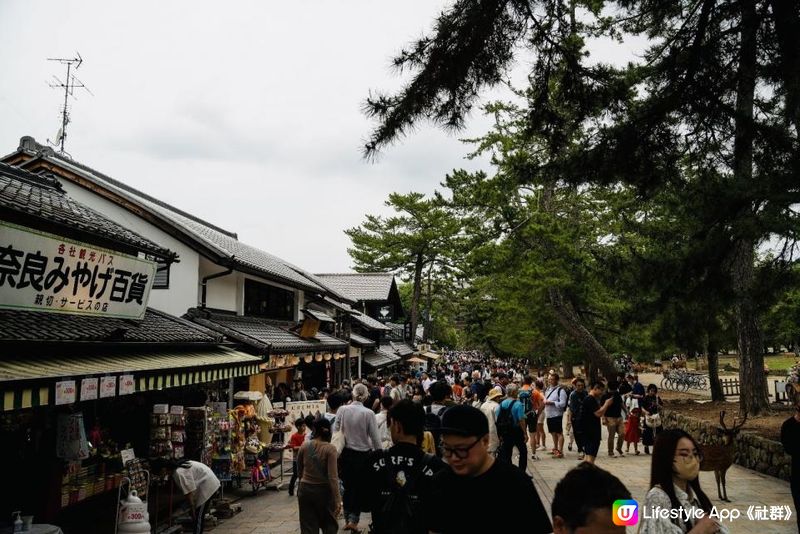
top-left (698, 410), bottom-right (747, 502)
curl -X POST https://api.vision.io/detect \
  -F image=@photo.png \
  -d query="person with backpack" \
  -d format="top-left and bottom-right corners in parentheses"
top-left (518, 376), bottom-right (538, 460)
top-left (362, 400), bottom-right (445, 534)
top-left (543, 373), bottom-right (569, 459)
top-left (424, 381), bottom-right (451, 457)
top-left (479, 386), bottom-right (503, 455)
top-left (495, 384), bottom-right (529, 473)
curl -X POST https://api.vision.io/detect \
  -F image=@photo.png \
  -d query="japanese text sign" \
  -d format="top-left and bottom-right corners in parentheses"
top-left (0, 221), bottom-right (156, 319)
top-left (100, 376), bottom-right (117, 398)
top-left (55, 380), bottom-right (77, 405)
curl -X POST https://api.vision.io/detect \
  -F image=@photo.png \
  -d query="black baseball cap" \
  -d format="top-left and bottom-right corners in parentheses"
top-left (440, 404), bottom-right (489, 437)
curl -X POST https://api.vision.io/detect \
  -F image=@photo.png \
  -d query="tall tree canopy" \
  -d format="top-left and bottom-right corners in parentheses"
top-left (363, 0), bottom-right (800, 415)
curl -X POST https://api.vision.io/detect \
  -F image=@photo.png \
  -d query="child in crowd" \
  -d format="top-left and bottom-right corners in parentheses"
top-left (287, 418), bottom-right (307, 496)
top-left (624, 406), bottom-right (642, 455)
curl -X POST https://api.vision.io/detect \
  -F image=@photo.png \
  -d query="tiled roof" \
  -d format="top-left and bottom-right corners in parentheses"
top-left (315, 273), bottom-right (395, 301)
top-left (188, 311), bottom-right (348, 354)
top-left (352, 311), bottom-right (391, 332)
top-left (0, 162), bottom-right (173, 260)
top-left (348, 333), bottom-right (375, 348)
top-left (363, 349), bottom-right (401, 369)
top-left (302, 309), bottom-right (335, 323)
top-left (390, 341), bottom-right (416, 357)
top-left (9, 142), bottom-right (348, 297)
top-left (0, 307), bottom-right (222, 344)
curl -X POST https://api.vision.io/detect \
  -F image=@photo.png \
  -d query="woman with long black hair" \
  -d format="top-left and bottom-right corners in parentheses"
top-left (639, 429), bottom-right (726, 534)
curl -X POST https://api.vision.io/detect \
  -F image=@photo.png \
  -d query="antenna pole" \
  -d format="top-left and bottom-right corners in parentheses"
top-left (47, 53), bottom-right (90, 155)
top-left (60, 61), bottom-right (71, 153)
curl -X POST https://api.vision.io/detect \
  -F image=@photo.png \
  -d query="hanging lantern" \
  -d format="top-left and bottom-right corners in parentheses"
top-left (314, 354), bottom-right (323, 362)
top-left (333, 353), bottom-right (342, 360)
top-left (304, 354), bottom-right (313, 364)
top-left (323, 353), bottom-right (332, 361)
top-left (274, 355), bottom-right (286, 368)
top-left (290, 355), bottom-right (301, 366)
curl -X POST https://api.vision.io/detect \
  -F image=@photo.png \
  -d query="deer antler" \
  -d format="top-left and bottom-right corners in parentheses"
top-left (719, 410), bottom-right (728, 430)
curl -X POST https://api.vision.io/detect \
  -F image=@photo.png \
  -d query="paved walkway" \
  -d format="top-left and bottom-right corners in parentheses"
top-left (206, 425), bottom-right (796, 534)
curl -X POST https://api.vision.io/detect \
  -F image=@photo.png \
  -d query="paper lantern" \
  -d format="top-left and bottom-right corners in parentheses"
top-left (314, 354), bottom-right (323, 362)
top-left (274, 355), bottom-right (286, 367)
top-left (304, 355), bottom-right (313, 363)
top-left (323, 353), bottom-right (332, 361)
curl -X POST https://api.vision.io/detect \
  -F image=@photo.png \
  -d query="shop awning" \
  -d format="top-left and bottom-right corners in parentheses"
top-left (349, 333), bottom-right (376, 348)
top-left (362, 350), bottom-right (401, 370)
top-left (0, 347), bottom-right (262, 411)
top-left (420, 351), bottom-right (442, 361)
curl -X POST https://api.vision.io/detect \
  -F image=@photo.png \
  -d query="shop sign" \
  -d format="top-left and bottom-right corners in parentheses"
top-left (80, 377), bottom-right (99, 401)
top-left (55, 380), bottom-right (77, 405)
top-left (119, 375), bottom-right (135, 395)
top-left (0, 221), bottom-right (156, 320)
top-left (100, 376), bottom-right (117, 398)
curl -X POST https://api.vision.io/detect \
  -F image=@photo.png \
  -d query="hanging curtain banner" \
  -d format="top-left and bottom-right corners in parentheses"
top-left (56, 412), bottom-right (89, 460)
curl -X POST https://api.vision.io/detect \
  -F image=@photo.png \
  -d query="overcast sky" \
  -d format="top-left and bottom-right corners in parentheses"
top-left (0, 1), bottom-right (643, 273)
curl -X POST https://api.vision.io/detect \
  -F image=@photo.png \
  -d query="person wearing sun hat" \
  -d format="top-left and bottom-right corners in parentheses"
top-left (479, 386), bottom-right (504, 454)
top-left (425, 404), bottom-right (552, 534)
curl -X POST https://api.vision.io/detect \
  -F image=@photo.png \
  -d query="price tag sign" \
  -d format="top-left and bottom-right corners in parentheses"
top-left (119, 375), bottom-right (135, 396)
top-left (80, 378), bottom-right (99, 401)
top-left (55, 380), bottom-right (76, 405)
top-left (120, 448), bottom-right (136, 466)
top-left (100, 376), bottom-right (117, 398)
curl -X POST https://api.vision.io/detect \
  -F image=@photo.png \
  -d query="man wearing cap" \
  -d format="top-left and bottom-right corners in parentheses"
top-left (426, 405), bottom-right (552, 533)
top-left (479, 386), bottom-right (503, 455)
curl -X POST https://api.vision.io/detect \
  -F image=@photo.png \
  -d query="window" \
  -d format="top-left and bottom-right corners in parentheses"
top-left (145, 255), bottom-right (170, 289)
top-left (244, 279), bottom-right (294, 320)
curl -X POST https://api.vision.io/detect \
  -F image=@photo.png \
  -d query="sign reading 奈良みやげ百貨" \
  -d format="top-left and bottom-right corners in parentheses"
top-left (0, 221), bottom-right (156, 319)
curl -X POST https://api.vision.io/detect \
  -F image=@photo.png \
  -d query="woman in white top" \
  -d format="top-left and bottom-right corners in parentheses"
top-left (375, 396), bottom-right (394, 449)
top-left (157, 459), bottom-right (220, 534)
top-left (639, 429), bottom-right (727, 534)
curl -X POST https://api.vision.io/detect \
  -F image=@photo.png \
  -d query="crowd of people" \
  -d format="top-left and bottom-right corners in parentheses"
top-left (285, 350), bottom-right (758, 534)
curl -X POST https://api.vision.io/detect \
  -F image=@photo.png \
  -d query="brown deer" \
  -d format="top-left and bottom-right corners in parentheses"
top-left (699, 410), bottom-right (747, 502)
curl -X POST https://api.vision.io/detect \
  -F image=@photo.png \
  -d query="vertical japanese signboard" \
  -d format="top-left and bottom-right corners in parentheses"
top-left (0, 221), bottom-right (156, 319)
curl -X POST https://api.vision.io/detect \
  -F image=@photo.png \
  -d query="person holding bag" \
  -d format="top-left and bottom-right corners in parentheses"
top-left (641, 384), bottom-right (664, 455)
top-left (296, 418), bottom-right (342, 534)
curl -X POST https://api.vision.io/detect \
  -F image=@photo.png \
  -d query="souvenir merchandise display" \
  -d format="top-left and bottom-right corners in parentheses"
top-left (58, 420), bottom-right (127, 509)
top-left (265, 408), bottom-right (290, 487)
top-left (185, 407), bottom-right (211, 464)
top-left (149, 405), bottom-right (186, 459)
top-left (210, 404), bottom-right (232, 483)
top-left (124, 458), bottom-right (150, 498)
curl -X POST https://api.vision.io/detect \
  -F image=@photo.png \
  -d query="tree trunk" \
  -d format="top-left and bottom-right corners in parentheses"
top-left (409, 253), bottom-right (424, 346)
top-left (548, 287), bottom-right (615, 380)
top-left (707, 351), bottom-right (724, 402)
top-left (422, 260), bottom-right (434, 343)
top-left (732, 0), bottom-right (770, 416)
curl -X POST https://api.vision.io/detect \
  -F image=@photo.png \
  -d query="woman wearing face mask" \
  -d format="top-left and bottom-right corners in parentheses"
top-left (639, 429), bottom-right (726, 534)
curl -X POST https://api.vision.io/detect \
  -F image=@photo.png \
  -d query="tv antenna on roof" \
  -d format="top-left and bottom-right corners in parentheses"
top-left (46, 52), bottom-right (93, 155)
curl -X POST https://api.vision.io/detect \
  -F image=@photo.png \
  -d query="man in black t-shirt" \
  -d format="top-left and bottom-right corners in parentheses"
top-left (363, 400), bottom-right (445, 534)
top-left (426, 405), bottom-right (552, 533)
top-left (600, 380), bottom-right (625, 457)
top-left (581, 382), bottom-right (613, 464)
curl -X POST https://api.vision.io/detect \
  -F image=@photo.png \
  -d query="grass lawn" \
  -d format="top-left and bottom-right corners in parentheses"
top-left (687, 353), bottom-right (799, 372)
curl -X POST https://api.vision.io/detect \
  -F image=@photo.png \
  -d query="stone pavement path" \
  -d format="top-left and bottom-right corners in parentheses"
top-left (207, 425), bottom-right (796, 534)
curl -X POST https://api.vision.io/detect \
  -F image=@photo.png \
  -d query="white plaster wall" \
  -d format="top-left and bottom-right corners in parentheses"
top-left (57, 180), bottom-right (201, 317)
top-left (198, 256), bottom-right (238, 312)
